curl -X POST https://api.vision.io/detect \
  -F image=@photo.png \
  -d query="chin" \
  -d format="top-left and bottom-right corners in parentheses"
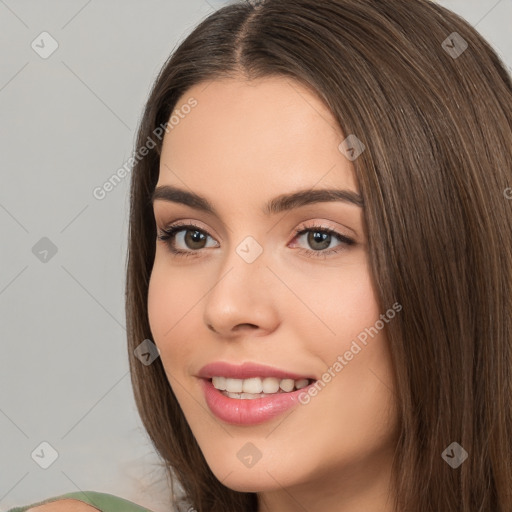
top-left (218, 470), bottom-right (290, 493)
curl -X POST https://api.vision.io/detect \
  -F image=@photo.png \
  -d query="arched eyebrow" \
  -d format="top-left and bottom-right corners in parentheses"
top-left (151, 185), bottom-right (363, 216)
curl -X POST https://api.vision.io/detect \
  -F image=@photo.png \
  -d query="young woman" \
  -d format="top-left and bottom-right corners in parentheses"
top-left (10, 0), bottom-right (512, 511)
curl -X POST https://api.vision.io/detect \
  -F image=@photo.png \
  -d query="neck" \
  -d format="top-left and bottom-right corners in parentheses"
top-left (256, 447), bottom-right (397, 512)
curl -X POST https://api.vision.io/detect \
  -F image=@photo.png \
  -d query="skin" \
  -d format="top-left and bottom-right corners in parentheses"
top-left (148, 76), bottom-right (400, 512)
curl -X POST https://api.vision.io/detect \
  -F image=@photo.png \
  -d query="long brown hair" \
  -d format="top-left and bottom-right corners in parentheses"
top-left (125, 1), bottom-right (512, 510)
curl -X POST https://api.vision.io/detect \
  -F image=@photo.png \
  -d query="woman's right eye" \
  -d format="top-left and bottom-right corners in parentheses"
top-left (157, 223), bottom-right (219, 257)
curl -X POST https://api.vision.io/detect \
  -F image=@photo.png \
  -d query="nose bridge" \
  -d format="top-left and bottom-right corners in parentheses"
top-left (202, 232), bottom-right (277, 335)
top-left (233, 234), bottom-right (265, 266)
top-left (213, 233), bottom-right (268, 300)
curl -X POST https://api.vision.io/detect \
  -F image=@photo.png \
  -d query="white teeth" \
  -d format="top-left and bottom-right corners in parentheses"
top-left (262, 377), bottom-right (280, 393)
top-left (295, 378), bottom-right (309, 389)
top-left (279, 378), bottom-right (295, 392)
top-left (212, 376), bottom-right (311, 395)
top-left (242, 377), bottom-right (263, 394)
top-left (212, 376), bottom-right (227, 390)
top-left (225, 378), bottom-right (243, 393)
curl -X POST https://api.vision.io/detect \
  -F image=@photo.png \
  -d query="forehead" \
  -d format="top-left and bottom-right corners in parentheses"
top-left (158, 77), bottom-right (359, 204)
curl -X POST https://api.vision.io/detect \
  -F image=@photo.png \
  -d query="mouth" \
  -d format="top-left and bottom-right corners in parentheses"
top-left (208, 376), bottom-right (315, 399)
top-left (197, 361), bottom-right (318, 425)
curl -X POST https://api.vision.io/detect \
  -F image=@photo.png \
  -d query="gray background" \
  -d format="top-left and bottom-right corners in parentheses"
top-left (0, 1), bottom-right (510, 511)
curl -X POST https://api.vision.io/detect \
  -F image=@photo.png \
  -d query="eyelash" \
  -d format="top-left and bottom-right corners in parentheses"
top-left (156, 221), bottom-right (355, 260)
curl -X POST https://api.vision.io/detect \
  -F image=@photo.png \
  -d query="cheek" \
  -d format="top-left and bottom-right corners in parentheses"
top-left (290, 258), bottom-right (381, 352)
top-left (147, 261), bottom-right (198, 363)
top-left (289, 259), bottom-right (395, 415)
top-left (147, 264), bottom-right (171, 343)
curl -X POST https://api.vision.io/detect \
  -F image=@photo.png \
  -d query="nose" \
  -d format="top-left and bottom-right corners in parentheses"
top-left (202, 241), bottom-right (280, 339)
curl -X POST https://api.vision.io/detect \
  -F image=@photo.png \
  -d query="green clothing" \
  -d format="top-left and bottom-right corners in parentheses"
top-left (5, 491), bottom-right (152, 512)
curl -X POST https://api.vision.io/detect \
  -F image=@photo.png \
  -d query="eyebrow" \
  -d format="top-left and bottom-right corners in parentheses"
top-left (151, 185), bottom-right (363, 216)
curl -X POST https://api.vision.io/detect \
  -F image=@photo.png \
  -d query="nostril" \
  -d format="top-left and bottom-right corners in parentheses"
top-left (234, 323), bottom-right (258, 331)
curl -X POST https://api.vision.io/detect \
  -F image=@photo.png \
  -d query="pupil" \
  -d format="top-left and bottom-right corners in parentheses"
top-left (187, 230), bottom-right (205, 248)
top-left (309, 231), bottom-right (330, 250)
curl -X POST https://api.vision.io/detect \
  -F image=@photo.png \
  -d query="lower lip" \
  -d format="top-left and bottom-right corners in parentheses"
top-left (200, 378), bottom-right (316, 425)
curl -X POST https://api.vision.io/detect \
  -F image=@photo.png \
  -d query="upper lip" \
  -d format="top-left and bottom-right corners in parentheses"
top-left (197, 361), bottom-right (315, 381)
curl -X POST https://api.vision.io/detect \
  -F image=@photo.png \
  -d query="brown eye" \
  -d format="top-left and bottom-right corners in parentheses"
top-left (291, 225), bottom-right (355, 259)
top-left (157, 222), bottom-right (219, 257)
top-left (306, 231), bottom-right (332, 251)
top-left (183, 229), bottom-right (207, 249)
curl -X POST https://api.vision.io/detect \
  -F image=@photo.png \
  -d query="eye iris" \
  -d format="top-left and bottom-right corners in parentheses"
top-left (308, 231), bottom-right (330, 250)
top-left (186, 229), bottom-right (206, 249)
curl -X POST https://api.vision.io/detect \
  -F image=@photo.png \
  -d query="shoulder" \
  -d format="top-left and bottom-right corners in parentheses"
top-left (27, 499), bottom-right (100, 512)
top-left (14, 491), bottom-right (152, 512)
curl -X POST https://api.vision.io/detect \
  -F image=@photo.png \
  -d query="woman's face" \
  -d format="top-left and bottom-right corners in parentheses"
top-left (148, 76), bottom-right (399, 510)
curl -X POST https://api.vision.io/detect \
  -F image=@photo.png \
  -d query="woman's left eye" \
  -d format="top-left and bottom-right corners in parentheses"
top-left (156, 222), bottom-right (355, 259)
top-left (291, 225), bottom-right (355, 258)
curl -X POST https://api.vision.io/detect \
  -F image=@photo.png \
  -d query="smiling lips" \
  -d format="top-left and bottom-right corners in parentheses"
top-left (197, 361), bottom-right (318, 425)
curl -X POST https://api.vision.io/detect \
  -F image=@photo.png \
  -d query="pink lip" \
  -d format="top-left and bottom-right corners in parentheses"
top-left (197, 361), bottom-right (317, 425)
top-left (197, 361), bottom-right (314, 380)
top-left (200, 378), bottom-right (317, 425)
